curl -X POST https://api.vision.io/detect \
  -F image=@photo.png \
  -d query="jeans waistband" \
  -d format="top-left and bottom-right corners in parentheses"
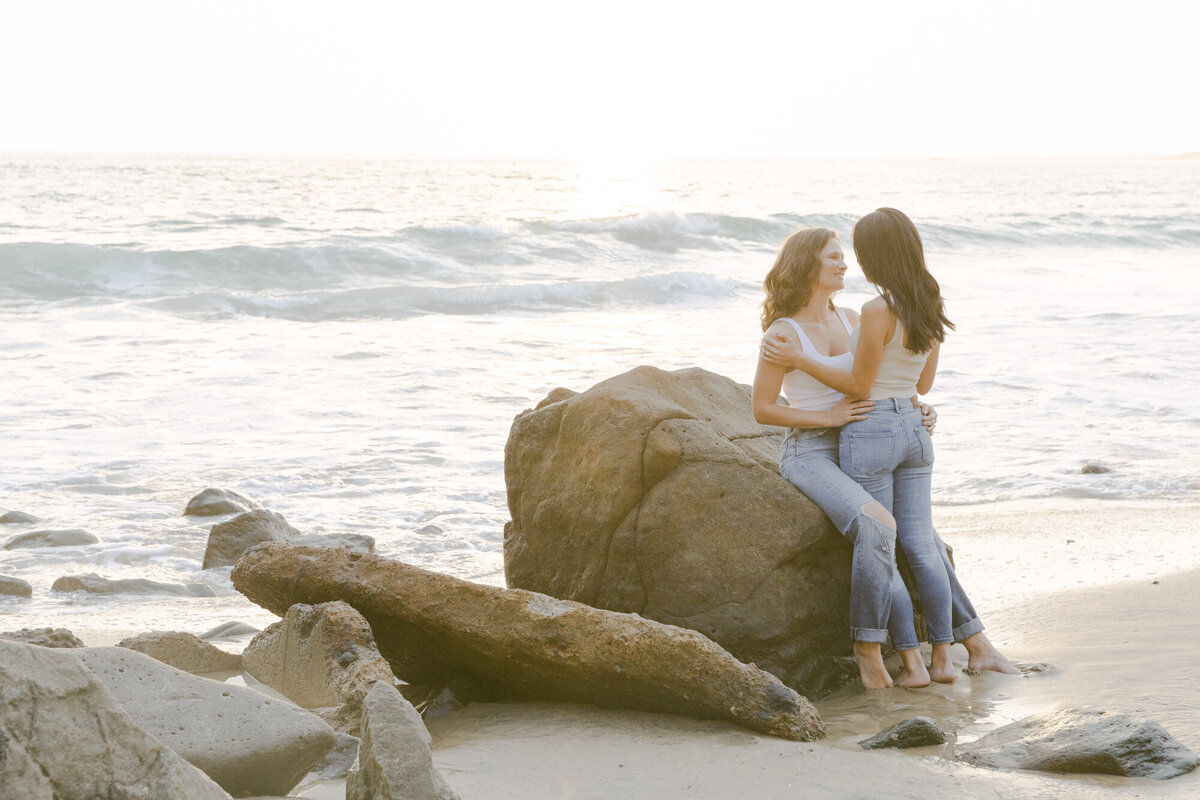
top-left (868, 396), bottom-right (920, 413)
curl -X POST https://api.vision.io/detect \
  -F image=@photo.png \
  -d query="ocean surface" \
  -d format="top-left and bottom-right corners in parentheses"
top-left (1, 153), bottom-right (1198, 636)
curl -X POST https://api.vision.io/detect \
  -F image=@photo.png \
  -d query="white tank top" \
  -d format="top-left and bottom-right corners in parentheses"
top-left (848, 318), bottom-right (931, 400)
top-left (777, 308), bottom-right (854, 412)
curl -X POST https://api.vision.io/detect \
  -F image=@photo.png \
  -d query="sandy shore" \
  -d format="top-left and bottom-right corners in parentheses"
top-left (412, 503), bottom-right (1200, 800)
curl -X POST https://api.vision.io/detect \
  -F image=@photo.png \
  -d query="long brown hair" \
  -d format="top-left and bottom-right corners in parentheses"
top-left (851, 208), bottom-right (953, 353)
top-left (760, 227), bottom-right (837, 332)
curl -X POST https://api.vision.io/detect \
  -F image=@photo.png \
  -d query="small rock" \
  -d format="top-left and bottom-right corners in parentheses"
top-left (314, 731), bottom-right (361, 779)
top-left (242, 601), bottom-right (396, 733)
top-left (199, 620), bottom-right (262, 641)
top-left (2, 528), bottom-right (98, 549)
top-left (1081, 463), bottom-right (1111, 474)
top-left (346, 682), bottom-right (460, 800)
top-left (185, 487), bottom-right (260, 517)
top-left (0, 627), bottom-right (85, 648)
top-left (0, 640), bottom-right (232, 799)
top-left (860, 716), bottom-right (947, 749)
top-left (203, 510), bottom-right (374, 569)
top-left (52, 573), bottom-right (216, 597)
top-left (957, 708), bottom-right (1199, 779)
top-left (0, 575), bottom-right (33, 598)
top-left (118, 630), bottom-right (243, 674)
top-left (78, 646), bottom-right (337, 797)
top-left (0, 510), bottom-right (40, 524)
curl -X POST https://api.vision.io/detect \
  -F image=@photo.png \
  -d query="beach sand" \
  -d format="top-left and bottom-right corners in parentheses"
top-left (412, 502), bottom-right (1200, 800)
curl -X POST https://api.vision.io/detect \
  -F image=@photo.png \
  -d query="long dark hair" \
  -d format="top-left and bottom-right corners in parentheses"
top-left (760, 227), bottom-right (837, 332)
top-left (852, 208), bottom-right (953, 353)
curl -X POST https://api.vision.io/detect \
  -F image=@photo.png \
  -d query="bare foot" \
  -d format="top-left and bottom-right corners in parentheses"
top-left (853, 641), bottom-right (893, 689)
top-left (893, 648), bottom-right (930, 688)
top-left (929, 643), bottom-right (957, 684)
top-left (962, 633), bottom-right (1020, 675)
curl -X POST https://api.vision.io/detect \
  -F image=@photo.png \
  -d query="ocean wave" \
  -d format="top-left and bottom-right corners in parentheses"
top-left (142, 272), bottom-right (747, 321)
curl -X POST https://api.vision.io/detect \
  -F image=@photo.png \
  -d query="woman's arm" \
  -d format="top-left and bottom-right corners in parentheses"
top-left (917, 342), bottom-right (940, 395)
top-left (752, 323), bottom-right (873, 428)
top-left (775, 300), bottom-right (891, 398)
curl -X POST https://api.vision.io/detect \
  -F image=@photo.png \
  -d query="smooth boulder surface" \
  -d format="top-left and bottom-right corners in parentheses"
top-left (0, 510), bottom-right (40, 524)
top-left (346, 682), bottom-right (459, 800)
top-left (52, 572), bottom-right (216, 597)
top-left (504, 366), bottom-right (869, 697)
top-left (203, 509), bottom-right (375, 569)
top-left (117, 630), bottom-right (243, 674)
top-left (78, 646), bottom-right (337, 796)
top-left (200, 620), bottom-right (262, 641)
top-left (233, 543), bottom-right (825, 741)
top-left (185, 487), bottom-right (260, 516)
top-left (957, 708), bottom-right (1199, 779)
top-left (860, 716), bottom-right (947, 750)
top-left (0, 627), bottom-right (85, 648)
top-left (0, 640), bottom-right (232, 799)
top-left (242, 600), bottom-right (396, 732)
top-left (3, 528), bottom-right (98, 549)
top-left (0, 575), bottom-right (32, 598)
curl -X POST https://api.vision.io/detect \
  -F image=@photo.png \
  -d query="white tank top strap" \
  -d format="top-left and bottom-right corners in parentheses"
top-left (834, 307), bottom-right (853, 335)
top-left (777, 317), bottom-right (814, 355)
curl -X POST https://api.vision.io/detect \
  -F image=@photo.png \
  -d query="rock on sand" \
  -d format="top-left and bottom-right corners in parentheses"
top-left (185, 487), bottom-right (260, 516)
top-left (233, 543), bottom-right (825, 741)
top-left (51, 572), bottom-right (216, 597)
top-left (203, 509), bottom-right (375, 569)
top-left (117, 630), bottom-right (243, 674)
top-left (3, 528), bottom-right (98, 549)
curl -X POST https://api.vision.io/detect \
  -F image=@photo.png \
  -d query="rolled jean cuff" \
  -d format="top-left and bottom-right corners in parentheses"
top-left (953, 617), bottom-right (985, 642)
top-left (851, 626), bottom-right (889, 644)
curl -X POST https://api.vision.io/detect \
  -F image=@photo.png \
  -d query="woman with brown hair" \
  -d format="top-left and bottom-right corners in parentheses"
top-left (759, 210), bottom-right (1016, 685)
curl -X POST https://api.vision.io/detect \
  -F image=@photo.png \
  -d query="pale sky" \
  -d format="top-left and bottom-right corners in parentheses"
top-left (2, 0), bottom-right (1197, 159)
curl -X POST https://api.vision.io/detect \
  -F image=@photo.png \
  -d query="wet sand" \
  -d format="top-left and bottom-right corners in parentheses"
top-left (417, 505), bottom-right (1200, 800)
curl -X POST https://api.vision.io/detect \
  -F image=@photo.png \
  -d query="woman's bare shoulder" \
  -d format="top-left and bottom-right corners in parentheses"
top-left (764, 318), bottom-right (799, 338)
top-left (837, 305), bottom-right (862, 324)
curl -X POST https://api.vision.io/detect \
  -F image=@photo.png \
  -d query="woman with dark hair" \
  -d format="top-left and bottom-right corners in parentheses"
top-left (752, 227), bottom-right (934, 689)
top-left (761, 209), bottom-right (1016, 683)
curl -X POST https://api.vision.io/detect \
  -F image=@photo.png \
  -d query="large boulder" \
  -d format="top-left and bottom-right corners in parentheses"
top-left (346, 682), bottom-right (459, 800)
top-left (242, 601), bottom-right (396, 732)
top-left (52, 573), bottom-right (215, 597)
top-left (0, 640), bottom-right (232, 799)
top-left (3, 528), bottom-right (98, 549)
top-left (185, 487), bottom-right (260, 517)
top-left (957, 708), bottom-right (1199, 779)
top-left (504, 366), bottom-right (861, 697)
top-left (233, 543), bottom-right (824, 741)
top-left (203, 509), bottom-right (375, 569)
top-left (78, 647), bottom-right (337, 796)
top-left (117, 630), bottom-right (243, 674)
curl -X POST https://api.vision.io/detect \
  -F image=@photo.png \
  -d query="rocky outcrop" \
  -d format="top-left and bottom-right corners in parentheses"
top-left (860, 716), bottom-right (947, 750)
top-left (504, 366), bottom-right (867, 697)
top-left (0, 627), bottom-right (85, 648)
top-left (242, 601), bottom-right (396, 733)
top-left (0, 640), bottom-right (232, 799)
top-left (52, 573), bottom-right (216, 597)
top-left (3, 528), bottom-right (98, 549)
top-left (0, 510), bottom-right (40, 524)
top-left (78, 647), bottom-right (337, 796)
top-left (203, 509), bottom-right (375, 569)
top-left (233, 543), bottom-right (825, 741)
top-left (957, 708), bottom-right (1199, 779)
top-left (185, 487), bottom-right (260, 516)
top-left (346, 682), bottom-right (459, 800)
top-left (117, 630), bottom-right (243, 674)
top-left (0, 575), bottom-right (32, 598)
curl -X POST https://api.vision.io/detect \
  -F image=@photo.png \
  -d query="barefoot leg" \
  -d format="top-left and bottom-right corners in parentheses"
top-left (853, 641), bottom-right (894, 689)
top-left (929, 642), bottom-right (957, 683)
top-left (893, 647), bottom-right (930, 688)
top-left (962, 632), bottom-right (1019, 674)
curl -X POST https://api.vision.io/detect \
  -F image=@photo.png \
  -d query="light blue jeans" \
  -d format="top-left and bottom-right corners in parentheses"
top-left (839, 398), bottom-right (984, 645)
top-left (779, 427), bottom-right (920, 648)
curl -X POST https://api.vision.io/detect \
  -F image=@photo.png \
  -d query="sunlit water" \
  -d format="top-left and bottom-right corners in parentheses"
top-left (1, 154), bottom-right (1198, 637)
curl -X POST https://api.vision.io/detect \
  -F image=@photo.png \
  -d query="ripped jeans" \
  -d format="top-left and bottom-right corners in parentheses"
top-left (839, 398), bottom-right (984, 645)
top-left (780, 427), bottom-right (919, 648)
